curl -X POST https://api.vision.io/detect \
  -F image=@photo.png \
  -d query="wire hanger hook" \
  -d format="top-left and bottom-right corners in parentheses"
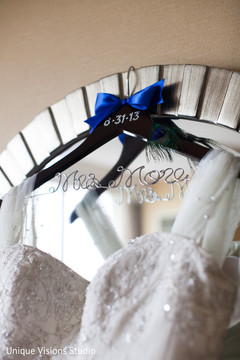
top-left (126, 66), bottom-right (138, 98)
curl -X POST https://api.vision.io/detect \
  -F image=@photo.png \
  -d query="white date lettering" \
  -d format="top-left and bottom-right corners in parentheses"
top-left (103, 111), bottom-right (140, 126)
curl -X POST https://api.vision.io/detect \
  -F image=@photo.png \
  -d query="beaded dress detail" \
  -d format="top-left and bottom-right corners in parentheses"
top-left (70, 233), bottom-right (236, 360)
top-left (0, 245), bottom-right (89, 360)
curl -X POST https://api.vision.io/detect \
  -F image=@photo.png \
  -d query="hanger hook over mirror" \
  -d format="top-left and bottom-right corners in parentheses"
top-left (126, 65), bottom-right (138, 98)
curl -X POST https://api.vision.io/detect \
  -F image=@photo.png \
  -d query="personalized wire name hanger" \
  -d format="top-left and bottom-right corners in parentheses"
top-left (20, 67), bottom-right (189, 207)
top-left (43, 65), bottom-right (214, 209)
top-left (0, 65), bottom-right (219, 211)
top-left (33, 65), bottom-right (214, 199)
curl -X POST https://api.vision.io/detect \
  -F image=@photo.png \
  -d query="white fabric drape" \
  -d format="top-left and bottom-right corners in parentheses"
top-left (0, 174), bottom-right (37, 251)
top-left (172, 149), bottom-right (240, 267)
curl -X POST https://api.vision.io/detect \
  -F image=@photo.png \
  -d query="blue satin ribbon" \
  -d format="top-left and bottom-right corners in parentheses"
top-left (85, 79), bottom-right (165, 133)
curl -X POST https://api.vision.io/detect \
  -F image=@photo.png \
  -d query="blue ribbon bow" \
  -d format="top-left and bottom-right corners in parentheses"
top-left (85, 79), bottom-right (165, 133)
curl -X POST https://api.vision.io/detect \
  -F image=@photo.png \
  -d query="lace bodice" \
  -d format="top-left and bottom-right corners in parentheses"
top-left (65, 233), bottom-right (236, 360)
top-left (0, 244), bottom-right (89, 360)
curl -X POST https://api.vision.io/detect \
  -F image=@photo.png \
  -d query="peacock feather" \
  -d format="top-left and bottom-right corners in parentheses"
top-left (146, 118), bottom-right (217, 162)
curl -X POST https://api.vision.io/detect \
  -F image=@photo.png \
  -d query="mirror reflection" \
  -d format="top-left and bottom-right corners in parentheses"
top-left (34, 135), bottom-right (193, 280)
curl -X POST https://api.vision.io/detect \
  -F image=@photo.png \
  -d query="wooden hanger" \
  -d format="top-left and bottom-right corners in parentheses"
top-left (0, 104), bottom-right (210, 212)
top-left (34, 104), bottom-right (209, 192)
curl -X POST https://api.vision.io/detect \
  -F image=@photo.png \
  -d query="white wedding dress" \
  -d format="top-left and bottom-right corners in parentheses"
top-left (0, 149), bottom-right (240, 360)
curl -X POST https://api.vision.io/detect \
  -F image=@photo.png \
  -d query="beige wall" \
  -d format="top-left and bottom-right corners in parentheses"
top-left (0, 0), bottom-right (240, 152)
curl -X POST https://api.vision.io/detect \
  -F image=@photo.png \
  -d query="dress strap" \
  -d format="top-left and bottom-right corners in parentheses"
top-left (172, 150), bottom-right (240, 267)
top-left (0, 174), bottom-right (37, 251)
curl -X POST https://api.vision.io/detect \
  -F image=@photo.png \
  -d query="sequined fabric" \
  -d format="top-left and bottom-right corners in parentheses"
top-left (68, 233), bottom-right (236, 360)
top-left (0, 244), bottom-right (89, 360)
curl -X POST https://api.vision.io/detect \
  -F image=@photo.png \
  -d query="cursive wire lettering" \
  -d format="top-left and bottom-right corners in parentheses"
top-left (116, 180), bottom-right (189, 205)
top-left (49, 166), bottom-right (191, 193)
top-left (49, 171), bottom-right (104, 193)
